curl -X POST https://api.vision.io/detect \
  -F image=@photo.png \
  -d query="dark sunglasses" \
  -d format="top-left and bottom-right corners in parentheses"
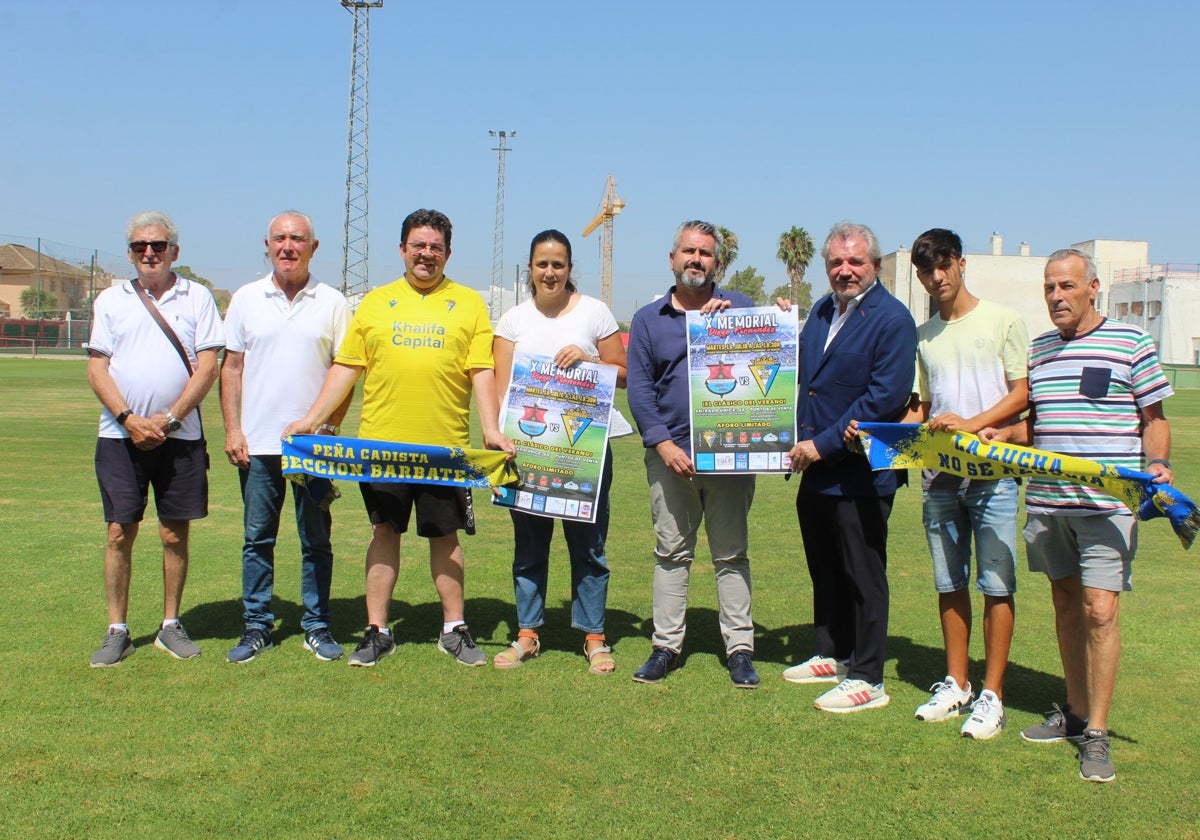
top-left (129, 240), bottom-right (171, 254)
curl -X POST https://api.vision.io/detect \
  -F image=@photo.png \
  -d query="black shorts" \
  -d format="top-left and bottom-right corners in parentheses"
top-left (95, 437), bottom-right (209, 524)
top-left (360, 482), bottom-right (475, 537)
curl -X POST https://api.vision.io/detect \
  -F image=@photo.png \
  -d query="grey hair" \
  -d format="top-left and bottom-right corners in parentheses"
top-left (821, 221), bottom-right (881, 263)
top-left (126, 210), bottom-right (179, 245)
top-left (268, 210), bottom-right (316, 240)
top-left (1046, 248), bottom-right (1098, 281)
top-left (672, 220), bottom-right (724, 267)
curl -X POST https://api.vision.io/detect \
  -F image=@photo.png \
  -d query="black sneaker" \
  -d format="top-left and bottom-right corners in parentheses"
top-left (1078, 729), bottom-right (1116, 782)
top-left (632, 646), bottom-right (679, 684)
top-left (348, 625), bottom-right (396, 667)
top-left (90, 628), bottom-right (134, 668)
top-left (1021, 703), bottom-right (1087, 743)
top-left (227, 626), bottom-right (273, 664)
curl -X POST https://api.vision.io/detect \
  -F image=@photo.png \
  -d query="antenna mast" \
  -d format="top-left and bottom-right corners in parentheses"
top-left (489, 130), bottom-right (516, 319)
top-left (340, 0), bottom-right (383, 302)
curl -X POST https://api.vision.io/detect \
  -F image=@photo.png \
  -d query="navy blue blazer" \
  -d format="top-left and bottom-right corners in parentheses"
top-left (796, 280), bottom-right (917, 497)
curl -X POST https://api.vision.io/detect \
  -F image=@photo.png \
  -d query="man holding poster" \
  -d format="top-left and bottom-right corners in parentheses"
top-left (627, 220), bottom-right (760, 688)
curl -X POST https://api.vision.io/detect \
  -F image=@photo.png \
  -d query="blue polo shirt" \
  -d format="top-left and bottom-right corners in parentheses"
top-left (627, 285), bottom-right (755, 450)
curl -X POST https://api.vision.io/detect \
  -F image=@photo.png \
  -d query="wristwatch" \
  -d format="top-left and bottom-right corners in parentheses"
top-left (115, 409), bottom-right (132, 426)
top-left (166, 411), bottom-right (182, 432)
top-left (318, 424), bottom-right (341, 435)
top-left (1148, 458), bottom-right (1172, 469)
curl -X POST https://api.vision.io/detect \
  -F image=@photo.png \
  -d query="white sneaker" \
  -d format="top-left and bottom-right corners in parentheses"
top-left (961, 689), bottom-right (1006, 740)
top-left (914, 675), bottom-right (973, 722)
top-left (783, 655), bottom-right (848, 684)
top-left (814, 678), bottom-right (890, 713)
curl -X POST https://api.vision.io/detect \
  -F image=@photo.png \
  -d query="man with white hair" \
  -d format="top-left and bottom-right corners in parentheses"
top-left (981, 248), bottom-right (1173, 782)
top-left (785, 221), bottom-right (917, 712)
top-left (86, 210), bottom-right (223, 666)
top-left (220, 211), bottom-right (351, 663)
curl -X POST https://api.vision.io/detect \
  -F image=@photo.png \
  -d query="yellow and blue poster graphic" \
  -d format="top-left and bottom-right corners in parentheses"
top-left (686, 305), bottom-right (799, 474)
top-left (858, 423), bottom-right (1198, 549)
top-left (493, 352), bottom-right (616, 523)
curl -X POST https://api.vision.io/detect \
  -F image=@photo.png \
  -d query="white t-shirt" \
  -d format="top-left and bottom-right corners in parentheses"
top-left (223, 274), bottom-right (351, 455)
top-left (495, 294), bottom-right (632, 437)
top-left (917, 298), bottom-right (1028, 420)
top-left (87, 277), bottom-right (224, 440)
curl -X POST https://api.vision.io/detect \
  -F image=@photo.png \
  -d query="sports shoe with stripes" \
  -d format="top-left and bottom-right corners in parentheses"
top-left (961, 690), bottom-right (1006, 740)
top-left (783, 655), bottom-right (848, 684)
top-left (814, 678), bottom-right (890, 713)
top-left (915, 675), bottom-right (973, 722)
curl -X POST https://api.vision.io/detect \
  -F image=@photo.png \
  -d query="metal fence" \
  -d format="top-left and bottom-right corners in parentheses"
top-left (0, 233), bottom-right (131, 352)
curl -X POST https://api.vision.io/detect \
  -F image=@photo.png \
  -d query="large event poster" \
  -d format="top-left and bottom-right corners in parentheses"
top-left (493, 352), bottom-right (616, 523)
top-left (686, 305), bottom-right (799, 474)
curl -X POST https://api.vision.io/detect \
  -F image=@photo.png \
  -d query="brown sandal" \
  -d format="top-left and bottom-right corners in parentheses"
top-left (584, 633), bottom-right (615, 674)
top-left (494, 630), bottom-right (540, 670)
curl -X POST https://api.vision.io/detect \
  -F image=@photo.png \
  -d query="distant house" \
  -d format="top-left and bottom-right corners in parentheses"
top-left (0, 243), bottom-right (93, 317)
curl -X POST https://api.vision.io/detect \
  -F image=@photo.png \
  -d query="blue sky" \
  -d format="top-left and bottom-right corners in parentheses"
top-left (2, 0), bottom-right (1197, 319)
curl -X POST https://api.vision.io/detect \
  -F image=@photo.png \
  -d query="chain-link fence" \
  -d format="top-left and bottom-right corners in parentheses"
top-left (0, 234), bottom-right (129, 352)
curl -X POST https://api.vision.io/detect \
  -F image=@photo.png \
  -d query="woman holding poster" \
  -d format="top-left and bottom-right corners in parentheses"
top-left (492, 229), bottom-right (628, 673)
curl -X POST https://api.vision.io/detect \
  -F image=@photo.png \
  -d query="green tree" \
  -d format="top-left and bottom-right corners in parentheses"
top-left (715, 226), bottom-right (739, 284)
top-left (173, 264), bottom-right (213, 289)
top-left (777, 226), bottom-right (816, 315)
top-left (173, 264), bottom-right (229, 315)
top-left (19, 287), bottom-right (58, 319)
top-left (724, 265), bottom-right (767, 305)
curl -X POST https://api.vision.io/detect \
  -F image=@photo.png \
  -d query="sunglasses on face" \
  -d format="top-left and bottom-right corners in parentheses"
top-left (129, 240), bottom-right (171, 255)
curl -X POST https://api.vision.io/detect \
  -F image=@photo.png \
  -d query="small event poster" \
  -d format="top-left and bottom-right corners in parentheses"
top-left (493, 352), bottom-right (616, 523)
top-left (686, 305), bottom-right (799, 474)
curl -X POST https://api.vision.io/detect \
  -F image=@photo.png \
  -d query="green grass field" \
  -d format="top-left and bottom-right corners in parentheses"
top-left (2, 358), bottom-right (1198, 838)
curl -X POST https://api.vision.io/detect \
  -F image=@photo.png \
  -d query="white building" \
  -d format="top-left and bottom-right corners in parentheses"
top-left (879, 234), bottom-right (1200, 364)
top-left (1109, 264), bottom-right (1200, 365)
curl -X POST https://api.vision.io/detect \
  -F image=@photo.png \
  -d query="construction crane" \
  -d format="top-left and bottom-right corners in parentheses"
top-left (581, 174), bottom-right (625, 309)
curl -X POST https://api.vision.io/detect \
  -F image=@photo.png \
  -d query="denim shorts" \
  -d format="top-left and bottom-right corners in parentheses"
top-left (922, 478), bottom-right (1018, 596)
top-left (1024, 511), bottom-right (1135, 592)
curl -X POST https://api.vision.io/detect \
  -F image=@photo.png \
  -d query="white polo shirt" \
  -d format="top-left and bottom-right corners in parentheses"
top-left (88, 277), bottom-right (224, 440)
top-left (223, 274), bottom-right (351, 455)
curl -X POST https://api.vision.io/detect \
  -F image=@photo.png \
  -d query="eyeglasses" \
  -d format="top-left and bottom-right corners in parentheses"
top-left (405, 242), bottom-right (446, 256)
top-left (129, 240), bottom-right (171, 254)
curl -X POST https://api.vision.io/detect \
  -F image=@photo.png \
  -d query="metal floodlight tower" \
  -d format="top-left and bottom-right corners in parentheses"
top-left (489, 130), bottom-right (515, 319)
top-left (340, 0), bottom-right (383, 301)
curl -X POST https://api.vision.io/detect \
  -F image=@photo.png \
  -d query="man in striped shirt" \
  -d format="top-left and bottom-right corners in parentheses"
top-left (981, 248), bottom-right (1173, 783)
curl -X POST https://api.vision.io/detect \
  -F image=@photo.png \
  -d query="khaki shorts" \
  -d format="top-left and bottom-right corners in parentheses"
top-left (1024, 511), bottom-right (1135, 592)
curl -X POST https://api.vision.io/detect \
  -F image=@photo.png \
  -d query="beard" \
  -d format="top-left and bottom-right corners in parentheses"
top-left (674, 267), bottom-right (713, 290)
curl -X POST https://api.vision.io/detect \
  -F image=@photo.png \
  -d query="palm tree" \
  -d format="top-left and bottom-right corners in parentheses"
top-left (715, 226), bottom-right (739, 284)
top-left (777, 226), bottom-right (816, 312)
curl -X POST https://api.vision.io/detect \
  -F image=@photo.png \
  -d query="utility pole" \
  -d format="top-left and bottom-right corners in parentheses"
top-left (340, 0), bottom-right (383, 303)
top-left (489, 130), bottom-right (515, 319)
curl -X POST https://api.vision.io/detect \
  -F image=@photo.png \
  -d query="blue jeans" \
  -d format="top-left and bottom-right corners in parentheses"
top-left (510, 449), bottom-right (613, 635)
top-left (239, 455), bottom-right (334, 632)
top-left (922, 478), bottom-right (1018, 596)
